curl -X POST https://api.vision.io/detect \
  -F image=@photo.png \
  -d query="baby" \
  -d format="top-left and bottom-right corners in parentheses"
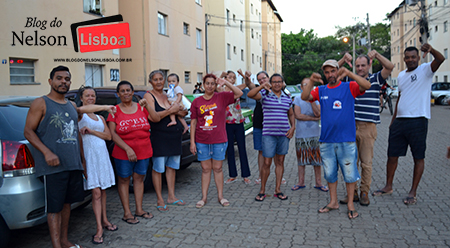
top-left (167, 73), bottom-right (189, 133)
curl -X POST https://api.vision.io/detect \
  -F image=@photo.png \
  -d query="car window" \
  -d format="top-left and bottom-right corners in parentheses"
top-left (0, 105), bottom-right (29, 141)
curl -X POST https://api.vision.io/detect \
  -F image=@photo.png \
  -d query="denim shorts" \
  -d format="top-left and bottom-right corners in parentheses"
top-left (262, 135), bottom-right (289, 158)
top-left (114, 158), bottom-right (150, 178)
top-left (152, 155), bottom-right (181, 173)
top-left (320, 142), bottom-right (360, 183)
top-left (253, 128), bottom-right (262, 151)
top-left (196, 142), bottom-right (228, 161)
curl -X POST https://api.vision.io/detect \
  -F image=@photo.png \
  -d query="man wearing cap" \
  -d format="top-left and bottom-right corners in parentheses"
top-left (301, 60), bottom-right (371, 219)
top-left (337, 51), bottom-right (394, 206)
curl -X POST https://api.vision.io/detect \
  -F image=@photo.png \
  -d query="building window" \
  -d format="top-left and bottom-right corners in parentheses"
top-left (195, 0), bottom-right (201, 5)
top-left (233, 14), bottom-right (236, 22)
top-left (227, 43), bottom-right (231, 60)
top-left (9, 58), bottom-right (36, 84)
top-left (435, 76), bottom-right (438, 82)
top-left (251, 4), bottom-right (253, 14)
top-left (444, 21), bottom-right (448, 32)
top-left (444, 49), bottom-right (448, 59)
top-left (183, 22), bottom-right (190, 35)
top-left (252, 54), bottom-right (254, 64)
top-left (185, 71), bottom-right (191, 84)
top-left (158, 12), bottom-right (168, 35)
top-left (413, 18), bottom-right (416, 27)
top-left (405, 24), bottom-right (407, 31)
top-left (414, 38), bottom-right (416, 47)
top-left (397, 29), bottom-right (399, 36)
top-left (83, 0), bottom-right (102, 15)
top-left (251, 29), bottom-right (254, 38)
top-left (241, 49), bottom-right (244, 61)
top-left (226, 9), bottom-right (230, 25)
top-left (197, 73), bottom-right (203, 83)
top-left (85, 64), bottom-right (103, 87)
top-left (233, 46), bottom-right (237, 54)
top-left (240, 21), bottom-right (243, 32)
top-left (196, 28), bottom-right (202, 49)
top-left (444, 75), bottom-right (448, 82)
top-left (435, 25), bottom-right (438, 32)
top-left (445, 0), bottom-right (448, 5)
top-left (259, 34), bottom-right (262, 45)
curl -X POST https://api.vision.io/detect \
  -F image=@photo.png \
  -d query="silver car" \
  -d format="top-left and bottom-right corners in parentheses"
top-left (0, 96), bottom-right (91, 248)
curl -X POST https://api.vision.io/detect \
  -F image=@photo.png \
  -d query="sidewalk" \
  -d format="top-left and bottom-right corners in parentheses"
top-left (9, 105), bottom-right (450, 248)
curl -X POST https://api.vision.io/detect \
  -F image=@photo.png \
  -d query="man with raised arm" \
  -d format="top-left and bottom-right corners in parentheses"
top-left (337, 51), bottom-right (394, 206)
top-left (373, 44), bottom-right (445, 205)
top-left (301, 60), bottom-right (371, 219)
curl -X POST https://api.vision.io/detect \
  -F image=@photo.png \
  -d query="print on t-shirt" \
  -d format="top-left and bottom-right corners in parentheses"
top-left (49, 111), bottom-right (77, 144)
top-left (118, 117), bottom-right (149, 133)
top-left (200, 103), bottom-right (218, 131)
top-left (333, 100), bottom-right (342, 109)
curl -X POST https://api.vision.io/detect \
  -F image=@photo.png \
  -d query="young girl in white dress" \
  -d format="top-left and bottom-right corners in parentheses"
top-left (78, 86), bottom-right (117, 245)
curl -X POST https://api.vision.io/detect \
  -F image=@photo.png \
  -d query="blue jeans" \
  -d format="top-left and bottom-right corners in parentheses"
top-left (320, 142), bottom-right (360, 183)
top-left (114, 158), bottom-right (150, 178)
top-left (226, 123), bottom-right (250, 178)
top-left (262, 135), bottom-right (289, 158)
top-left (196, 142), bottom-right (228, 161)
top-left (152, 155), bottom-right (181, 173)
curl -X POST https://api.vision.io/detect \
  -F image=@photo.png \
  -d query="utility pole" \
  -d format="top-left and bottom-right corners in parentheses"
top-left (205, 14), bottom-right (210, 73)
top-left (367, 13), bottom-right (372, 74)
top-left (419, 0), bottom-right (428, 63)
top-left (352, 33), bottom-right (356, 74)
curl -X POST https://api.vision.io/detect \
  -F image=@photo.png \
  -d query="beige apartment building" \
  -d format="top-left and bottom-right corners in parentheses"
top-left (0, 0), bottom-right (121, 96)
top-left (388, 0), bottom-right (449, 85)
top-left (261, 0), bottom-right (282, 76)
top-left (118, 0), bottom-right (206, 92)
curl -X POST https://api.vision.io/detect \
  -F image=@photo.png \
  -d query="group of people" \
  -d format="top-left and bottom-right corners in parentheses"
top-left (24, 42), bottom-right (445, 247)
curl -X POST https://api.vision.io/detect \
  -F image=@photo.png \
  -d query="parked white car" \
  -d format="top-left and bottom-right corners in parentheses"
top-left (431, 82), bottom-right (450, 105)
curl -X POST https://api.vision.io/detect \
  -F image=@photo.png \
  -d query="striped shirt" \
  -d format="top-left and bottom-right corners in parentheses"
top-left (354, 72), bottom-right (386, 124)
top-left (260, 89), bottom-right (292, 136)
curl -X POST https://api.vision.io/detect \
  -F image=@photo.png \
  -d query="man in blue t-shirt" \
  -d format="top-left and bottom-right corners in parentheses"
top-left (337, 51), bottom-right (394, 206)
top-left (301, 59), bottom-right (371, 219)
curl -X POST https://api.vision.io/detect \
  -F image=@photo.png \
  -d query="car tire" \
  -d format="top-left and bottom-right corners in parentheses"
top-left (0, 216), bottom-right (10, 248)
top-left (437, 96), bottom-right (445, 105)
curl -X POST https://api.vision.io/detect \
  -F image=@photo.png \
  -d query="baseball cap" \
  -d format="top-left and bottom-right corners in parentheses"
top-left (321, 59), bottom-right (339, 70)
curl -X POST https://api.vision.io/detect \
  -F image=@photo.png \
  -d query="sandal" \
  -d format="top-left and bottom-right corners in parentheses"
top-left (255, 178), bottom-right (261, 184)
top-left (92, 235), bottom-right (103, 245)
top-left (255, 193), bottom-right (266, 201)
top-left (348, 210), bottom-right (359, 219)
top-left (314, 185), bottom-right (329, 192)
top-left (243, 178), bottom-right (252, 185)
top-left (196, 200), bottom-right (206, 208)
top-left (219, 198), bottom-right (230, 207)
top-left (134, 211), bottom-right (154, 219)
top-left (156, 205), bottom-right (169, 212)
top-left (403, 196), bottom-right (417, 205)
top-left (122, 217), bottom-right (139, 224)
top-left (291, 184), bottom-right (306, 191)
top-left (318, 205), bottom-right (339, 213)
top-left (274, 192), bottom-right (288, 200)
top-left (103, 224), bottom-right (118, 231)
top-left (225, 178), bottom-right (237, 184)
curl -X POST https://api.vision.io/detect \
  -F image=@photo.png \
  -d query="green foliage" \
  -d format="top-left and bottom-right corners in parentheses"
top-left (281, 29), bottom-right (350, 85)
top-left (282, 23), bottom-right (391, 84)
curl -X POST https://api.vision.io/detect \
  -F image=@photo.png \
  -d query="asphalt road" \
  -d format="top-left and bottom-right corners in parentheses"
top-left (8, 103), bottom-right (450, 248)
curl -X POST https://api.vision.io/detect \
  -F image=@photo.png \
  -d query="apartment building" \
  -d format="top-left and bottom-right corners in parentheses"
top-left (0, 0), bottom-right (121, 96)
top-left (118, 0), bottom-right (206, 92)
top-left (261, 0), bottom-right (283, 76)
top-left (388, 0), bottom-right (448, 84)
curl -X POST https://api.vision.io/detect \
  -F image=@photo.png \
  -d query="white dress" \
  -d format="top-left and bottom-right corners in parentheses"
top-left (79, 114), bottom-right (115, 190)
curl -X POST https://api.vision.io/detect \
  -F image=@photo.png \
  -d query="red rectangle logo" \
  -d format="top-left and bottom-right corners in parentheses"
top-left (77, 23), bottom-right (130, 53)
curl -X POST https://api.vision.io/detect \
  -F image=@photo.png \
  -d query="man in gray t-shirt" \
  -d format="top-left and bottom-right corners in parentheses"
top-left (291, 78), bottom-right (328, 193)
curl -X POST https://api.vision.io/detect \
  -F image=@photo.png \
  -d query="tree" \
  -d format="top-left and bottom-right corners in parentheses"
top-left (282, 29), bottom-right (350, 85)
top-left (334, 22), bottom-right (391, 72)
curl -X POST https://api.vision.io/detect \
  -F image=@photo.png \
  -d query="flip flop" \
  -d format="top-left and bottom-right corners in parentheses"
top-left (122, 217), bottom-right (140, 224)
top-left (314, 185), bottom-right (329, 192)
top-left (291, 185), bottom-right (306, 191)
top-left (92, 235), bottom-right (103, 245)
top-left (372, 189), bottom-right (393, 196)
top-left (348, 210), bottom-right (359, 219)
top-left (219, 198), bottom-right (230, 207)
top-left (103, 224), bottom-right (118, 231)
top-left (274, 192), bottom-right (288, 200)
top-left (69, 244), bottom-right (81, 248)
top-left (157, 205), bottom-right (169, 212)
top-left (403, 196), bottom-right (417, 205)
top-left (255, 193), bottom-right (266, 201)
top-left (196, 200), bottom-right (206, 208)
top-left (168, 200), bottom-right (185, 206)
top-left (318, 205), bottom-right (339, 213)
top-left (134, 211), bottom-right (154, 219)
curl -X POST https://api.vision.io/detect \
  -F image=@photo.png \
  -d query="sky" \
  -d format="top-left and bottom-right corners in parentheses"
top-left (273, 0), bottom-right (403, 37)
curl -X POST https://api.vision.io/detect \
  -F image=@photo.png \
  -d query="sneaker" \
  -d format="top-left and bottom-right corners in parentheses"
top-left (243, 178), bottom-right (252, 185)
top-left (339, 191), bottom-right (360, 204)
top-left (360, 191), bottom-right (370, 206)
top-left (281, 178), bottom-right (286, 185)
top-left (224, 178), bottom-right (237, 184)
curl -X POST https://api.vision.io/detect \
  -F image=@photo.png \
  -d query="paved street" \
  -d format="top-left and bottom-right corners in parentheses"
top-left (9, 103), bottom-right (450, 248)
